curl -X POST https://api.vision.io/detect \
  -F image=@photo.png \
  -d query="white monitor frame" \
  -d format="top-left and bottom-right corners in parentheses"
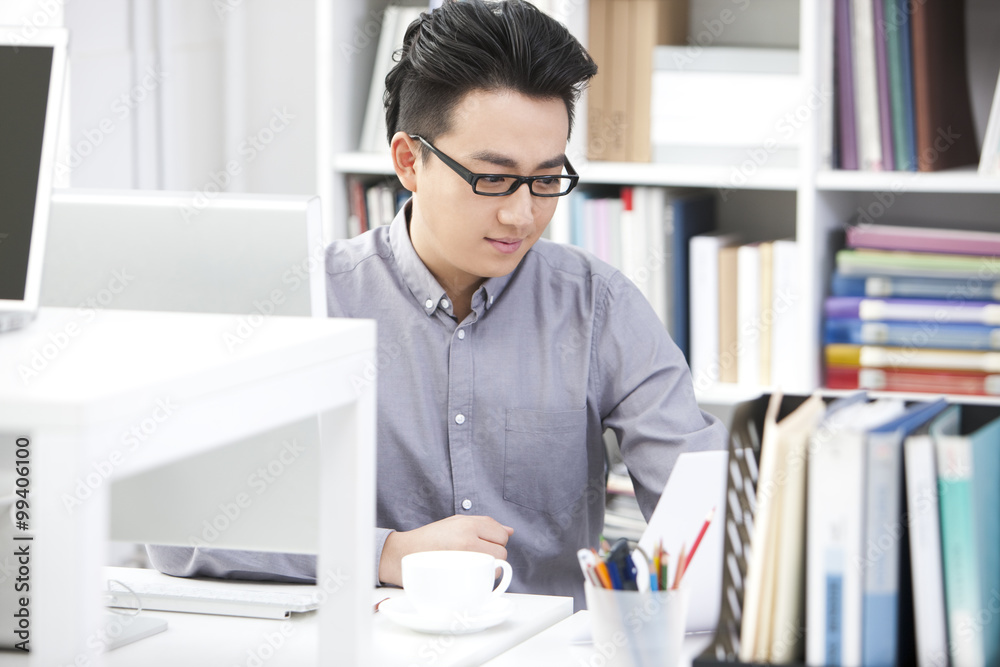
top-left (0, 27), bottom-right (68, 320)
top-left (40, 188), bottom-right (327, 319)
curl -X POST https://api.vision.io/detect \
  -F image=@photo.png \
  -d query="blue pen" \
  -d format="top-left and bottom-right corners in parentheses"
top-left (605, 560), bottom-right (623, 590)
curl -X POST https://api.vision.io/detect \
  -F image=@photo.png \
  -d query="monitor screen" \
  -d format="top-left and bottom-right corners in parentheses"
top-left (0, 45), bottom-right (53, 301)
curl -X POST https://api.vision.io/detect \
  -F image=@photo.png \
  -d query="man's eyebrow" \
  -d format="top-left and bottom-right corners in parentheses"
top-left (468, 151), bottom-right (567, 171)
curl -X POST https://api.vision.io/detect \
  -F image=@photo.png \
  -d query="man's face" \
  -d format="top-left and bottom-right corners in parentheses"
top-left (406, 89), bottom-right (570, 296)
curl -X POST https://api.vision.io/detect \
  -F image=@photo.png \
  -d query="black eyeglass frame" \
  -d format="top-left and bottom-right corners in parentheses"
top-left (409, 134), bottom-right (579, 197)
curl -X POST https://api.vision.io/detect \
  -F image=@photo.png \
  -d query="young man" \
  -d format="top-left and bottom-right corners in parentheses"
top-left (148, 0), bottom-right (726, 607)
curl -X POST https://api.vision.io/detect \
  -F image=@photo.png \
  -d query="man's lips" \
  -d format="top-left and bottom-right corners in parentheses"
top-left (486, 238), bottom-right (523, 254)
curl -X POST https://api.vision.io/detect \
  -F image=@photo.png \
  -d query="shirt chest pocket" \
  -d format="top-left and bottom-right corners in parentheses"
top-left (503, 407), bottom-right (588, 515)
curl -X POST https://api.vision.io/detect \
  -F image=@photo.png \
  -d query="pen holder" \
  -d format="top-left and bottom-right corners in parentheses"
top-left (585, 582), bottom-right (688, 667)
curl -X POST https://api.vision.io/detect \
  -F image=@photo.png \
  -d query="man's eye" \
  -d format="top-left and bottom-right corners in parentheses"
top-left (482, 176), bottom-right (507, 184)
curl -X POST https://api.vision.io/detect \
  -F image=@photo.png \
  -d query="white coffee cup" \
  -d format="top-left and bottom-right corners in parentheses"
top-left (401, 550), bottom-right (513, 619)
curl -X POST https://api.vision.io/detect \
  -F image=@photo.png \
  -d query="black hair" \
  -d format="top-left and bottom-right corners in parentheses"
top-left (383, 0), bottom-right (597, 154)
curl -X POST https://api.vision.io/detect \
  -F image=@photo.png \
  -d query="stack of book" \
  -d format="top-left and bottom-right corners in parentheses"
top-left (688, 235), bottom-right (801, 390)
top-left (831, 0), bottom-right (978, 172)
top-left (569, 187), bottom-right (715, 359)
top-left (735, 393), bottom-right (1000, 667)
top-left (824, 223), bottom-right (1000, 396)
top-left (346, 177), bottom-right (409, 237)
top-left (586, 0), bottom-right (687, 162)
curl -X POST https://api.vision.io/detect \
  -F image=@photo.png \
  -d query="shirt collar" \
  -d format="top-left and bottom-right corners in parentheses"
top-left (388, 198), bottom-right (518, 317)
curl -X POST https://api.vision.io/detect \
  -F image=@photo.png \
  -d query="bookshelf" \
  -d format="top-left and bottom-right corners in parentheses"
top-left (318, 0), bottom-right (1000, 403)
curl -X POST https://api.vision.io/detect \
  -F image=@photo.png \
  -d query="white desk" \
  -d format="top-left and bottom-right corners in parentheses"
top-left (483, 611), bottom-right (715, 667)
top-left (0, 309), bottom-right (376, 666)
top-left (97, 588), bottom-right (572, 667)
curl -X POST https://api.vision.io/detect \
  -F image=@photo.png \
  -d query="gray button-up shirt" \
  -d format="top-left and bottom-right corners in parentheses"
top-left (147, 202), bottom-right (727, 608)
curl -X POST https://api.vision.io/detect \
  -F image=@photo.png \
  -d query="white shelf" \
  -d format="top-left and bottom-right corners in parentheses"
top-left (578, 161), bottom-right (800, 191)
top-left (332, 151), bottom-right (393, 175)
top-left (817, 166), bottom-right (1000, 193)
top-left (331, 152), bottom-right (803, 191)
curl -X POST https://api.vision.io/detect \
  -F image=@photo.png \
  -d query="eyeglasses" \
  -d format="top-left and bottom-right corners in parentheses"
top-left (409, 134), bottom-right (579, 197)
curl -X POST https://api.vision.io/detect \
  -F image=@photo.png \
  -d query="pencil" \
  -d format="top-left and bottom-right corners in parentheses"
top-left (684, 506), bottom-right (716, 571)
top-left (671, 543), bottom-right (687, 590)
top-left (595, 560), bottom-right (613, 589)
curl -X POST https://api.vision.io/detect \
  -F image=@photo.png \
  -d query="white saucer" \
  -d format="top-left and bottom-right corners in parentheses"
top-left (378, 596), bottom-right (514, 635)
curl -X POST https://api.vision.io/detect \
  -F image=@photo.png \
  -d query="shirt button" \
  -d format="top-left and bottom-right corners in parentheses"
top-left (457, 329), bottom-right (466, 340)
top-left (461, 499), bottom-right (472, 510)
top-left (441, 298), bottom-right (450, 309)
top-left (455, 414), bottom-right (466, 425)
top-left (424, 299), bottom-right (434, 309)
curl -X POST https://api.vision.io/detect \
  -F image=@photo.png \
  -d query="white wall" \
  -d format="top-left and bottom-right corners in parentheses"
top-left (60, 0), bottom-right (317, 195)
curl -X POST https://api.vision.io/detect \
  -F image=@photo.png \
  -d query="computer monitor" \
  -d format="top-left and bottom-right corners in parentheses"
top-left (0, 27), bottom-right (67, 332)
top-left (40, 189), bottom-right (326, 318)
top-left (39, 188), bottom-right (330, 556)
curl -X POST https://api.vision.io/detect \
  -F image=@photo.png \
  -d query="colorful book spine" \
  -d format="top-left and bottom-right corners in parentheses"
top-left (895, 0), bottom-right (918, 170)
top-left (830, 273), bottom-right (1000, 301)
top-left (826, 343), bottom-right (1000, 372)
top-left (827, 365), bottom-right (1000, 396)
top-left (934, 406), bottom-right (986, 667)
top-left (835, 0), bottom-right (859, 170)
top-left (824, 318), bottom-right (1000, 350)
top-left (872, 0), bottom-right (895, 171)
top-left (837, 248), bottom-right (1000, 280)
top-left (862, 400), bottom-right (948, 667)
top-left (826, 296), bottom-right (1000, 325)
top-left (847, 223), bottom-right (1000, 256)
top-left (882, 0), bottom-right (910, 170)
top-left (903, 431), bottom-right (949, 667)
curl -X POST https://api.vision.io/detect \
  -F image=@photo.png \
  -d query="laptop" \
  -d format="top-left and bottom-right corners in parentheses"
top-left (0, 27), bottom-right (68, 332)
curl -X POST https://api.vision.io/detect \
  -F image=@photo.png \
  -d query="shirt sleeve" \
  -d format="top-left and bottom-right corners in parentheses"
top-left (593, 270), bottom-right (730, 519)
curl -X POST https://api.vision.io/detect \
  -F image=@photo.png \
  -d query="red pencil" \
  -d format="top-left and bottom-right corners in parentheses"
top-left (683, 506), bottom-right (716, 571)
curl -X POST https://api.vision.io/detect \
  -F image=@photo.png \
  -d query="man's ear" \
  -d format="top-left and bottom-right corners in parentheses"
top-left (390, 132), bottom-right (419, 192)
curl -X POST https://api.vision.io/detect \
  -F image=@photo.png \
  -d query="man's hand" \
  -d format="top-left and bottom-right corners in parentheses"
top-left (378, 515), bottom-right (514, 587)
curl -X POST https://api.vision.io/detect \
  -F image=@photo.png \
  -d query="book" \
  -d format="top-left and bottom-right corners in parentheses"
top-left (882, 0), bottom-right (913, 170)
top-left (765, 393), bottom-right (827, 663)
top-left (644, 186), bottom-right (670, 332)
top-left (670, 191), bottom-right (716, 360)
top-left (826, 296), bottom-right (1000, 325)
top-left (979, 65), bottom-right (1000, 176)
top-left (689, 232), bottom-right (739, 386)
top-left (871, 0), bottom-right (894, 171)
top-left (904, 423), bottom-right (951, 667)
top-left (586, 0), bottom-right (609, 160)
top-left (847, 223), bottom-right (1000, 256)
top-left (971, 412), bottom-right (1000, 667)
top-left (718, 246), bottom-right (739, 384)
top-left (805, 395), bottom-right (904, 666)
top-left (824, 318), bottom-right (1000, 351)
top-left (359, 6), bottom-right (424, 153)
top-left (933, 405), bottom-right (996, 667)
top-left (861, 399), bottom-right (948, 667)
top-left (741, 393), bottom-right (827, 662)
top-left (770, 239), bottom-right (800, 390)
top-left (831, 272), bottom-right (1000, 301)
top-left (851, 0), bottom-right (882, 170)
top-left (758, 241), bottom-right (774, 385)
top-left (827, 343), bottom-right (1000, 373)
top-left (836, 248), bottom-right (1000, 280)
top-left (909, 0), bottom-right (979, 172)
top-left (606, 0), bottom-right (631, 162)
top-left (894, 0), bottom-right (918, 170)
top-left (835, 0), bottom-right (859, 170)
top-left (737, 243), bottom-right (762, 387)
top-left (827, 364), bottom-right (1000, 396)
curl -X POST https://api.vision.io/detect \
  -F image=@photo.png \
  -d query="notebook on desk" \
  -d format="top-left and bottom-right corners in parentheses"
top-left (104, 567), bottom-right (322, 620)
